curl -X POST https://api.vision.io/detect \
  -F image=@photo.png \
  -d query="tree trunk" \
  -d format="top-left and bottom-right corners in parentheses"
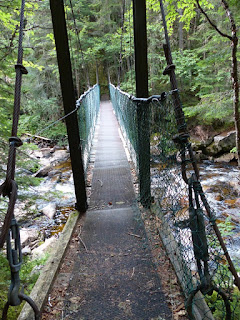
top-left (178, 9), bottom-right (184, 51)
top-left (196, 0), bottom-right (240, 166)
top-left (221, 0), bottom-right (240, 166)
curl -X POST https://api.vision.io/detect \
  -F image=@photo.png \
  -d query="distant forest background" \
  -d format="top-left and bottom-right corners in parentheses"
top-left (0, 0), bottom-right (239, 144)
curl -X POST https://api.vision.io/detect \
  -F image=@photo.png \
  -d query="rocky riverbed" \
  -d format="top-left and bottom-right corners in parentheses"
top-left (0, 131), bottom-right (239, 264)
top-left (199, 161), bottom-right (240, 262)
top-left (0, 144), bottom-right (91, 258)
top-left (192, 130), bottom-right (238, 163)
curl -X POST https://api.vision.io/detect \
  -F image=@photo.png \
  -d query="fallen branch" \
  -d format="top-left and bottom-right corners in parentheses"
top-left (97, 179), bottom-right (103, 187)
top-left (78, 226), bottom-right (88, 252)
top-left (131, 267), bottom-right (135, 278)
top-left (24, 132), bottom-right (52, 141)
top-left (127, 232), bottom-right (141, 239)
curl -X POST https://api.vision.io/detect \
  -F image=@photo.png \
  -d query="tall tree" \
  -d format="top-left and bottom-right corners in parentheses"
top-left (196, 0), bottom-right (239, 165)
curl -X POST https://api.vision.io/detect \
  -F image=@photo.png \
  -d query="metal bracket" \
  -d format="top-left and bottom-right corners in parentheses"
top-left (7, 218), bottom-right (22, 306)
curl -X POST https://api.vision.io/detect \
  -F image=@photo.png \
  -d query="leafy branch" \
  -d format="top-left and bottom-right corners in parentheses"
top-left (195, 0), bottom-right (232, 40)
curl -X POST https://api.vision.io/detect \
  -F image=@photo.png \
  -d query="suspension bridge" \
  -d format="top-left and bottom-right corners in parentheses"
top-left (0, 0), bottom-right (239, 320)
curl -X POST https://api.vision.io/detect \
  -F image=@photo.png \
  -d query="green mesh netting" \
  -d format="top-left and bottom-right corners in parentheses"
top-left (109, 84), bottom-right (151, 207)
top-left (77, 84), bottom-right (100, 170)
top-left (110, 83), bottom-right (240, 320)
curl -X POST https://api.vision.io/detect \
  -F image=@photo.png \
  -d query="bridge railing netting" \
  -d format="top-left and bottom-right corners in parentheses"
top-left (77, 84), bottom-right (100, 171)
top-left (110, 83), bottom-right (239, 320)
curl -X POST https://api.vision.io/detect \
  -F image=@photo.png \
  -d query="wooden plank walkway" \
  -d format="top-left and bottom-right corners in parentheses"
top-left (44, 101), bottom-right (172, 320)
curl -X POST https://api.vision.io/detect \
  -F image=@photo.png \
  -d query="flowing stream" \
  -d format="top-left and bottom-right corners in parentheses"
top-left (199, 161), bottom-right (240, 264)
top-left (2, 146), bottom-right (239, 263)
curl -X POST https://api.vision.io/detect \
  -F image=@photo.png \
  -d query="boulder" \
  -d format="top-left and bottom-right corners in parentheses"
top-left (194, 150), bottom-right (209, 162)
top-left (214, 153), bottom-right (237, 163)
top-left (32, 237), bottom-right (56, 258)
top-left (40, 147), bottom-right (52, 158)
top-left (34, 164), bottom-right (53, 177)
top-left (205, 131), bottom-right (236, 156)
top-left (52, 149), bottom-right (69, 161)
top-left (192, 137), bottom-right (214, 151)
top-left (20, 228), bottom-right (39, 248)
top-left (217, 131), bottom-right (236, 152)
top-left (22, 246), bottom-right (32, 256)
top-left (34, 155), bottom-right (70, 178)
top-left (41, 202), bottom-right (57, 219)
top-left (48, 169), bottom-right (62, 178)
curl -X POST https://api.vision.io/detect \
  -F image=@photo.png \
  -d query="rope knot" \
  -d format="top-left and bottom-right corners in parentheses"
top-left (193, 180), bottom-right (202, 193)
top-left (9, 137), bottom-right (23, 148)
top-left (0, 180), bottom-right (15, 198)
top-left (15, 63), bottom-right (28, 75)
top-left (0, 180), bottom-right (18, 248)
top-left (172, 133), bottom-right (189, 145)
top-left (163, 64), bottom-right (175, 75)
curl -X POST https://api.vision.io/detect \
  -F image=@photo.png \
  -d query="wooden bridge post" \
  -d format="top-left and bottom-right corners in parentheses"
top-left (133, 0), bottom-right (151, 208)
top-left (50, 0), bottom-right (87, 213)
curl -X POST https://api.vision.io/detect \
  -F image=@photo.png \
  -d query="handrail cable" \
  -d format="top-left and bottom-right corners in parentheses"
top-left (36, 84), bottom-right (98, 135)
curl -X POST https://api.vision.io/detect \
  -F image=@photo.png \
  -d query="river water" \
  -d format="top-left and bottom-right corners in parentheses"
top-left (1, 149), bottom-right (238, 264)
top-left (199, 161), bottom-right (240, 264)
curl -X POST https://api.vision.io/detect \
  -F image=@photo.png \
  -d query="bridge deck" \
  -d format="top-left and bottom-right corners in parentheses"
top-left (46, 101), bottom-right (172, 320)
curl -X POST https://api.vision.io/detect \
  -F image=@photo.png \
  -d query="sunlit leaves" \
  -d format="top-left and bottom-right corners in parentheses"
top-left (147, 0), bottom-right (214, 33)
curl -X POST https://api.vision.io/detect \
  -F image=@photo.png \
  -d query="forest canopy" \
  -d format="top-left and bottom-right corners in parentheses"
top-left (0, 0), bottom-right (239, 144)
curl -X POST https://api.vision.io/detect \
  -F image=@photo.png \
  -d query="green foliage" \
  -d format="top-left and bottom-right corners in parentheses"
top-left (16, 175), bottom-right (43, 189)
top-left (0, 0), bottom-right (239, 143)
top-left (206, 287), bottom-right (240, 319)
top-left (0, 1), bottom-right (20, 139)
top-left (204, 217), bottom-right (240, 319)
top-left (147, 0), bottom-right (214, 33)
top-left (0, 251), bottom-right (48, 320)
top-left (148, 0), bottom-right (239, 128)
top-left (230, 147), bottom-right (237, 153)
top-left (183, 91), bottom-right (234, 125)
top-left (217, 217), bottom-right (235, 238)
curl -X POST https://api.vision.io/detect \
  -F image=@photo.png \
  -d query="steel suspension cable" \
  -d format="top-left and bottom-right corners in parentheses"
top-left (128, 0), bottom-right (134, 94)
top-left (0, 0), bottom-right (27, 248)
top-left (69, 0), bottom-right (90, 88)
top-left (117, 0), bottom-right (126, 87)
top-left (64, 0), bottom-right (79, 96)
top-left (159, 0), bottom-right (240, 293)
top-left (0, 0), bottom-right (40, 318)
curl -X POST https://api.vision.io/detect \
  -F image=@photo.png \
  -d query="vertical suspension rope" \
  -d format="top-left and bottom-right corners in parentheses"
top-left (69, 0), bottom-right (90, 88)
top-left (117, 0), bottom-right (126, 87)
top-left (0, 1), bottom-right (40, 318)
top-left (159, 0), bottom-right (240, 293)
top-left (129, 0), bottom-right (134, 94)
top-left (0, 0), bottom-right (27, 248)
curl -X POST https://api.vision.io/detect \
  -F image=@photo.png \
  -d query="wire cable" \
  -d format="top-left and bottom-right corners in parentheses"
top-left (69, 0), bottom-right (90, 88)
top-left (117, 0), bottom-right (126, 87)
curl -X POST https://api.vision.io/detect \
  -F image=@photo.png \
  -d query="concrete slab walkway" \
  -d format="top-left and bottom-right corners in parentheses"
top-left (53, 102), bottom-right (172, 319)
